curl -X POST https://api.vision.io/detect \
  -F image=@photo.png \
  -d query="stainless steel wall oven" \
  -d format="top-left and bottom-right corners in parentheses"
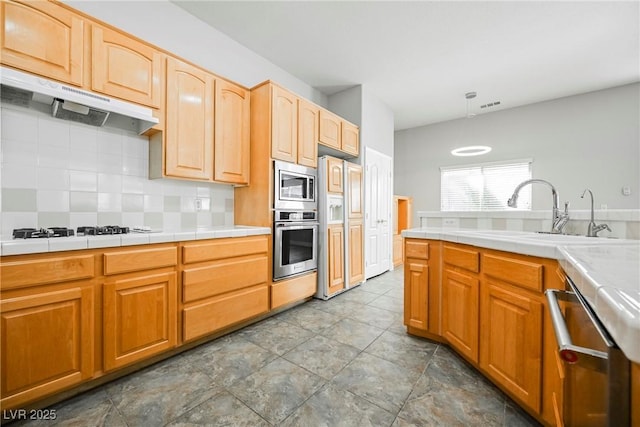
top-left (273, 210), bottom-right (318, 281)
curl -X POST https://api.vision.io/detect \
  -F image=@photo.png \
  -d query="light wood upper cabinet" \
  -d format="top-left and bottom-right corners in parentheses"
top-left (271, 85), bottom-right (298, 163)
top-left (319, 109), bottom-right (341, 150)
top-left (319, 107), bottom-right (360, 156)
top-left (328, 224), bottom-right (345, 295)
top-left (0, 0), bottom-right (84, 85)
top-left (342, 121), bottom-right (359, 156)
top-left (0, 283), bottom-right (94, 409)
top-left (91, 25), bottom-right (162, 108)
top-left (297, 98), bottom-right (319, 168)
top-left (327, 156), bottom-right (344, 194)
top-left (346, 162), bottom-right (363, 219)
top-left (164, 57), bottom-right (214, 180)
top-left (214, 79), bottom-right (250, 185)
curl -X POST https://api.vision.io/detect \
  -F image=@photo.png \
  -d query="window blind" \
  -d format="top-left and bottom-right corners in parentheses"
top-left (441, 160), bottom-right (532, 211)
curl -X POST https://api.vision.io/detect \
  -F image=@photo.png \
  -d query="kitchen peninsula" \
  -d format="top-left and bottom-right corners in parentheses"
top-left (401, 227), bottom-right (640, 426)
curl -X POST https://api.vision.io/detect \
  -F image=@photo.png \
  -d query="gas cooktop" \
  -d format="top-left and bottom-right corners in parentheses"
top-left (12, 228), bottom-right (75, 239)
top-left (12, 226), bottom-right (132, 239)
top-left (76, 226), bottom-right (130, 236)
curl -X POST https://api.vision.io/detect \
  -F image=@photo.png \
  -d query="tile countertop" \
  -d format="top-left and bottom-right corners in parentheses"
top-left (402, 228), bottom-right (640, 363)
top-left (0, 226), bottom-right (272, 256)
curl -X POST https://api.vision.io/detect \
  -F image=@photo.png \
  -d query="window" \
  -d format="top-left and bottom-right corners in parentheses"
top-left (440, 159), bottom-right (532, 211)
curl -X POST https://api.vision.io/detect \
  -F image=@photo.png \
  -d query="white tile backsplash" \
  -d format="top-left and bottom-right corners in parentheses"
top-left (37, 190), bottom-right (69, 212)
top-left (2, 108), bottom-right (38, 143)
top-left (98, 193), bottom-right (122, 212)
top-left (1, 102), bottom-right (235, 238)
top-left (2, 164), bottom-right (37, 188)
top-left (98, 173), bottom-right (122, 193)
top-left (69, 171), bottom-right (98, 192)
top-left (38, 117), bottom-right (69, 148)
top-left (38, 167), bottom-right (70, 190)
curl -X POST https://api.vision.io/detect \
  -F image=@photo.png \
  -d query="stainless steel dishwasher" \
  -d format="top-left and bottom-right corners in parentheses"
top-left (546, 277), bottom-right (631, 427)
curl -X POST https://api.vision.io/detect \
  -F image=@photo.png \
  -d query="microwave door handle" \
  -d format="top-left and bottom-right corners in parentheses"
top-left (545, 289), bottom-right (609, 365)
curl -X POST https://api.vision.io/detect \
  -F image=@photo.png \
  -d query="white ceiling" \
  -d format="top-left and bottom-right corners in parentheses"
top-left (171, 1), bottom-right (639, 130)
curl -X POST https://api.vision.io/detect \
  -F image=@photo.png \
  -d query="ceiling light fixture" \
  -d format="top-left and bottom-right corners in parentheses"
top-left (451, 91), bottom-right (492, 157)
top-left (451, 145), bottom-right (492, 156)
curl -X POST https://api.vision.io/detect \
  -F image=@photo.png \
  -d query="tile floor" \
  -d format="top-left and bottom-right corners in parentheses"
top-left (11, 268), bottom-right (541, 426)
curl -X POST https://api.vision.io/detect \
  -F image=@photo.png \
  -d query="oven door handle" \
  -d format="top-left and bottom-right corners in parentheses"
top-left (275, 222), bottom-right (319, 229)
top-left (545, 289), bottom-right (609, 364)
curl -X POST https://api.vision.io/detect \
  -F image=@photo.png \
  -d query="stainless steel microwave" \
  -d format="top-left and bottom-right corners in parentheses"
top-left (274, 160), bottom-right (317, 210)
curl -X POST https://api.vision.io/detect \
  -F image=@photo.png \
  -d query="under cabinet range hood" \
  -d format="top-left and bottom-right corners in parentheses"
top-left (0, 66), bottom-right (158, 134)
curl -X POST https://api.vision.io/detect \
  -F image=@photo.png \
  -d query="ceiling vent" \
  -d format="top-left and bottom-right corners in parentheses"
top-left (480, 101), bottom-right (501, 109)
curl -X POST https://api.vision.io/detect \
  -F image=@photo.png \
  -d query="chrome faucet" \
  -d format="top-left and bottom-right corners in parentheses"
top-left (581, 189), bottom-right (611, 237)
top-left (507, 179), bottom-right (569, 234)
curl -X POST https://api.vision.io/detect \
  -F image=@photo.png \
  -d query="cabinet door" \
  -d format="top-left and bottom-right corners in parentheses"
top-left (393, 235), bottom-right (403, 267)
top-left (442, 268), bottom-right (479, 363)
top-left (214, 79), bottom-right (250, 184)
top-left (319, 109), bottom-right (341, 149)
top-left (347, 220), bottom-right (364, 285)
top-left (326, 156), bottom-right (344, 194)
top-left (327, 224), bottom-right (345, 295)
top-left (404, 259), bottom-right (428, 331)
top-left (0, 0), bottom-right (83, 85)
top-left (165, 57), bottom-right (214, 180)
top-left (480, 281), bottom-right (542, 412)
top-left (103, 272), bottom-right (177, 371)
top-left (297, 99), bottom-right (319, 168)
top-left (271, 85), bottom-right (297, 163)
top-left (342, 121), bottom-right (359, 156)
top-left (1, 284), bottom-right (93, 409)
top-left (346, 162), bottom-right (363, 218)
top-left (91, 25), bottom-right (162, 108)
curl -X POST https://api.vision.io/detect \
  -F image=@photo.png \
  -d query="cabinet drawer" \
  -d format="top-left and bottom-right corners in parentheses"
top-left (1, 255), bottom-right (95, 290)
top-left (182, 285), bottom-right (269, 342)
top-left (182, 236), bottom-right (268, 264)
top-left (483, 254), bottom-right (543, 292)
top-left (405, 240), bottom-right (429, 260)
top-left (443, 245), bottom-right (479, 273)
top-left (271, 272), bottom-right (317, 309)
top-left (182, 255), bottom-right (268, 303)
top-left (103, 247), bottom-right (177, 275)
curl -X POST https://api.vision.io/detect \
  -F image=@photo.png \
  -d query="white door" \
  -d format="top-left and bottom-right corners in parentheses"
top-left (364, 147), bottom-right (392, 279)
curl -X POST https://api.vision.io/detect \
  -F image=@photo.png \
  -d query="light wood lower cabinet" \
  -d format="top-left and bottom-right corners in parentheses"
top-left (181, 236), bottom-right (269, 342)
top-left (271, 272), bottom-right (317, 309)
top-left (0, 282), bottom-right (94, 409)
top-left (405, 241), bottom-right (569, 426)
top-left (480, 280), bottom-right (543, 412)
top-left (347, 220), bottom-right (364, 286)
top-left (183, 285), bottom-right (268, 342)
top-left (103, 272), bottom-right (177, 371)
top-left (442, 268), bottom-right (479, 363)
top-left (327, 224), bottom-right (345, 295)
top-left (632, 363), bottom-right (640, 427)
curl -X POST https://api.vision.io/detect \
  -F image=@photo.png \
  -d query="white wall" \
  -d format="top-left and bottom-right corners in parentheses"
top-left (395, 83), bottom-right (640, 220)
top-left (65, 0), bottom-right (328, 106)
top-left (327, 85), bottom-right (395, 161)
top-left (361, 87), bottom-right (395, 159)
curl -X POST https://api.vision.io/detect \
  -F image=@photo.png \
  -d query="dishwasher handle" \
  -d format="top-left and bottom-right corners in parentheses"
top-left (545, 289), bottom-right (608, 365)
